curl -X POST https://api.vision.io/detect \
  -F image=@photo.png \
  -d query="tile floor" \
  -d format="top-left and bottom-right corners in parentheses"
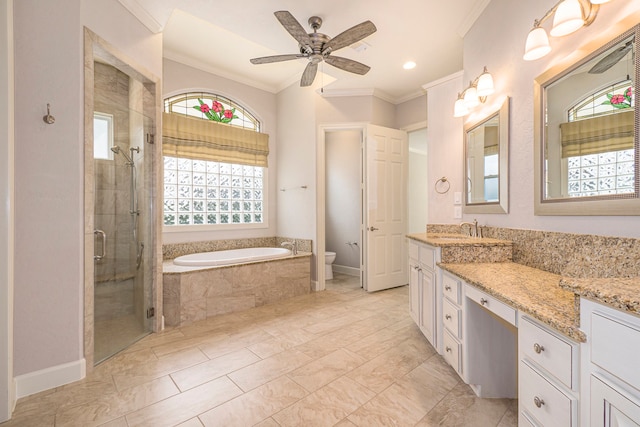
top-left (3, 274), bottom-right (517, 427)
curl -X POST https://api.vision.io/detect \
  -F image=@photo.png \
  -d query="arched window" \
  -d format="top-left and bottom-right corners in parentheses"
top-left (163, 92), bottom-right (266, 228)
top-left (564, 81), bottom-right (634, 197)
top-left (164, 92), bottom-right (261, 131)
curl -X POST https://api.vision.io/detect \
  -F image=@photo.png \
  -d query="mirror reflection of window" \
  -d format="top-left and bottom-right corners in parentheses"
top-left (544, 33), bottom-right (635, 201)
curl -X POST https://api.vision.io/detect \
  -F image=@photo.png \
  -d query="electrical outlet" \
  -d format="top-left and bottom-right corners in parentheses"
top-left (454, 206), bottom-right (462, 219)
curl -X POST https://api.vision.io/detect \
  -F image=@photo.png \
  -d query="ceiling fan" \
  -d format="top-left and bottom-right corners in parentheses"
top-left (250, 11), bottom-right (377, 87)
top-left (588, 39), bottom-right (634, 74)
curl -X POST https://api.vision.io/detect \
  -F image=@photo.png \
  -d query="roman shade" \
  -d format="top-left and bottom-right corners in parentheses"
top-left (560, 110), bottom-right (634, 158)
top-left (162, 112), bottom-right (269, 167)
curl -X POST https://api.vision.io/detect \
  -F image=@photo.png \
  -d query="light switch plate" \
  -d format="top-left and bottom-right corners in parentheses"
top-left (454, 191), bottom-right (462, 205)
top-left (454, 206), bottom-right (462, 219)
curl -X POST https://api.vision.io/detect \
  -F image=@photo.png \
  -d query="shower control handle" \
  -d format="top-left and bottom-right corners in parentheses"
top-left (94, 229), bottom-right (106, 261)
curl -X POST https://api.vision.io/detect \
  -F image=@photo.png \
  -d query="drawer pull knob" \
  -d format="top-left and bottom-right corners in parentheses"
top-left (480, 298), bottom-right (488, 306)
top-left (445, 346), bottom-right (452, 353)
top-left (445, 314), bottom-right (452, 320)
top-left (533, 396), bottom-right (545, 408)
top-left (533, 343), bottom-right (545, 354)
top-left (445, 285), bottom-right (451, 291)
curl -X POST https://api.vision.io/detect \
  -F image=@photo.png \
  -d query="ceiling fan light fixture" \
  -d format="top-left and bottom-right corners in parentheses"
top-left (550, 0), bottom-right (584, 37)
top-left (523, 25), bottom-right (552, 61)
top-left (403, 61), bottom-right (417, 70)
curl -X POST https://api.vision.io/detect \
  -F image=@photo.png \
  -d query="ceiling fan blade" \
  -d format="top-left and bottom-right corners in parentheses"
top-left (300, 62), bottom-right (318, 87)
top-left (589, 41), bottom-right (633, 74)
top-left (250, 54), bottom-right (305, 65)
top-left (323, 21), bottom-right (377, 53)
top-left (274, 11), bottom-right (313, 52)
top-left (324, 56), bottom-right (371, 75)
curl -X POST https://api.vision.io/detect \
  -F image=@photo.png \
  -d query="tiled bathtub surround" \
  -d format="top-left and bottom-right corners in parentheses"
top-left (163, 254), bottom-right (311, 327)
top-left (163, 237), bottom-right (312, 260)
top-left (427, 225), bottom-right (640, 278)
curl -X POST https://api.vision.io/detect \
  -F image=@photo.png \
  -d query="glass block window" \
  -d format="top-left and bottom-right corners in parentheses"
top-left (566, 80), bottom-right (635, 198)
top-left (163, 92), bottom-right (266, 228)
top-left (164, 92), bottom-right (260, 131)
top-left (567, 149), bottom-right (635, 197)
top-left (163, 157), bottom-right (264, 226)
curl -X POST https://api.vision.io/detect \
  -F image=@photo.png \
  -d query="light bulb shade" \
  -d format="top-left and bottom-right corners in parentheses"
top-left (463, 86), bottom-right (480, 108)
top-left (523, 26), bottom-right (551, 60)
top-left (453, 97), bottom-right (468, 118)
top-left (476, 70), bottom-right (494, 97)
top-left (550, 0), bottom-right (584, 37)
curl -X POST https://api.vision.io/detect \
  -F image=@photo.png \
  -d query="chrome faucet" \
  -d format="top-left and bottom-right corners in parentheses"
top-left (460, 219), bottom-right (479, 238)
top-left (281, 240), bottom-right (298, 255)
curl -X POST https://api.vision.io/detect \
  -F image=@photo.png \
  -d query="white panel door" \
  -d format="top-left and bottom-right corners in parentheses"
top-left (364, 124), bottom-right (407, 292)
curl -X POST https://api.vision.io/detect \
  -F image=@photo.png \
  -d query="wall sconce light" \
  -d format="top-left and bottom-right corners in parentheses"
top-left (453, 67), bottom-right (494, 118)
top-left (523, 0), bottom-right (608, 61)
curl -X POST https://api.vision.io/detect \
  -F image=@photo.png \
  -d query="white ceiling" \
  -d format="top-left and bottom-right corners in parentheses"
top-left (120, 0), bottom-right (491, 103)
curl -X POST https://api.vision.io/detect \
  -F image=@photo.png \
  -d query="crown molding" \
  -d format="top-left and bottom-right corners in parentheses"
top-left (422, 70), bottom-right (464, 91)
top-left (457, 0), bottom-right (492, 37)
top-left (117, 0), bottom-right (163, 33)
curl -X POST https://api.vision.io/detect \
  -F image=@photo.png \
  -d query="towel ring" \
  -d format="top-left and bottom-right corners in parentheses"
top-left (435, 177), bottom-right (450, 194)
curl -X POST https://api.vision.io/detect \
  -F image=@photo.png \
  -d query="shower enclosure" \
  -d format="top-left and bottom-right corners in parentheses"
top-left (86, 32), bottom-right (160, 366)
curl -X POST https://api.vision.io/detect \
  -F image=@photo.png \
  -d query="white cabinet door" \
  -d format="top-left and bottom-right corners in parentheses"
top-left (409, 263), bottom-right (420, 324)
top-left (591, 375), bottom-right (640, 427)
top-left (419, 269), bottom-right (435, 345)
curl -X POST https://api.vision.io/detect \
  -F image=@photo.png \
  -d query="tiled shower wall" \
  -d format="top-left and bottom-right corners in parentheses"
top-left (427, 224), bottom-right (640, 278)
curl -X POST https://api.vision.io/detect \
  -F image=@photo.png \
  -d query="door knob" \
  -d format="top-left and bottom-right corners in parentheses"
top-left (368, 226), bottom-right (379, 231)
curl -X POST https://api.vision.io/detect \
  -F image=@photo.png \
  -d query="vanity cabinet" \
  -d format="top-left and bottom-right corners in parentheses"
top-left (581, 299), bottom-right (640, 427)
top-left (408, 239), bottom-right (439, 348)
top-left (441, 272), bottom-right (464, 378)
top-left (518, 315), bottom-right (579, 427)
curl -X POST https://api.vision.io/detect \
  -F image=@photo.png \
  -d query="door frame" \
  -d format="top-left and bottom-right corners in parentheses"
top-left (0, 0), bottom-right (14, 421)
top-left (316, 123), bottom-right (366, 291)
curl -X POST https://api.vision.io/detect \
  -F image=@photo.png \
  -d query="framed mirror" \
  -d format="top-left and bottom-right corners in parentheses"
top-left (534, 24), bottom-right (639, 215)
top-left (464, 97), bottom-right (509, 214)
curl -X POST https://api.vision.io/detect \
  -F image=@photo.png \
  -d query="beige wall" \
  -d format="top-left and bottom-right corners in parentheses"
top-left (13, 0), bottom-right (162, 379)
top-left (458, 0), bottom-right (640, 237)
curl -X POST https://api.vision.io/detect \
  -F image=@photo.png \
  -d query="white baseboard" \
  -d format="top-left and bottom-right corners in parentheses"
top-left (15, 358), bottom-right (86, 398)
top-left (333, 265), bottom-right (360, 277)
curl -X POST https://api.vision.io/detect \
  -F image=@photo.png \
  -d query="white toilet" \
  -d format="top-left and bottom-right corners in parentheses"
top-left (325, 251), bottom-right (336, 280)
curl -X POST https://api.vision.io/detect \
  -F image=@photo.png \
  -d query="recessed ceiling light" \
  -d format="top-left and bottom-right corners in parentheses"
top-left (403, 61), bottom-right (417, 70)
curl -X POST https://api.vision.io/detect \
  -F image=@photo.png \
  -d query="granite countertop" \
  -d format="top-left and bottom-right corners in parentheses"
top-left (439, 262), bottom-right (586, 342)
top-left (407, 232), bottom-right (513, 247)
top-left (560, 276), bottom-right (640, 315)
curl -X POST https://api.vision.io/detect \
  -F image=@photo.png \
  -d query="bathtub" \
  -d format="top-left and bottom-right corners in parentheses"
top-left (173, 247), bottom-right (292, 267)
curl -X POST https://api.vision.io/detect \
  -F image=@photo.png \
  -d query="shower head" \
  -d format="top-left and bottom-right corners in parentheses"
top-left (111, 145), bottom-right (134, 164)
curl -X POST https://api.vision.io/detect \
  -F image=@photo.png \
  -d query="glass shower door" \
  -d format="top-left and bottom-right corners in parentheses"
top-left (93, 61), bottom-right (153, 364)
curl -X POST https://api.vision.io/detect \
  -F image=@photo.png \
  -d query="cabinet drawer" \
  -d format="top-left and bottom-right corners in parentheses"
top-left (443, 330), bottom-right (462, 376)
top-left (442, 273), bottom-right (461, 304)
top-left (520, 316), bottom-right (575, 390)
top-left (442, 298), bottom-right (461, 339)
top-left (418, 244), bottom-right (435, 270)
top-left (465, 285), bottom-right (516, 326)
top-left (520, 361), bottom-right (575, 427)
top-left (591, 311), bottom-right (640, 391)
top-left (519, 412), bottom-right (539, 427)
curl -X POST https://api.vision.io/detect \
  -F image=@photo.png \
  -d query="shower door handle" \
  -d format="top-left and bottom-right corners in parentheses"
top-left (94, 229), bottom-right (106, 261)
